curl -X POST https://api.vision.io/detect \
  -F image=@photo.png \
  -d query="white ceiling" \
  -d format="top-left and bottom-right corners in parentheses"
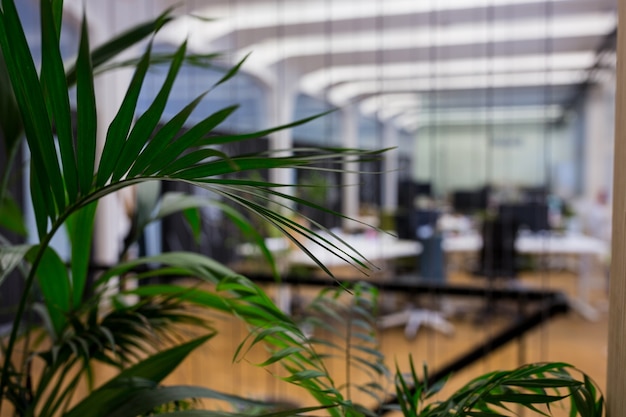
top-left (152, 0), bottom-right (617, 130)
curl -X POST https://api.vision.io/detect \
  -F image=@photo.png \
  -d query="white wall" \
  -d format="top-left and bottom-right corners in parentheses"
top-left (413, 121), bottom-right (576, 198)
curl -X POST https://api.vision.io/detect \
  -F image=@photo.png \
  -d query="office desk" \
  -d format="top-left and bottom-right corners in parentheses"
top-left (238, 232), bottom-right (422, 313)
top-left (443, 231), bottom-right (609, 320)
top-left (288, 232), bottom-right (422, 268)
top-left (239, 232), bottom-right (422, 273)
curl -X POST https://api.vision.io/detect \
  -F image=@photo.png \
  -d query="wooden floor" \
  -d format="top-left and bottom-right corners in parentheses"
top-left (0, 260), bottom-right (607, 417)
top-left (162, 264), bottom-right (610, 416)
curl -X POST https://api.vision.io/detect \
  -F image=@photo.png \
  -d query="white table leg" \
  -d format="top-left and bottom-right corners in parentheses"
top-left (570, 254), bottom-right (599, 321)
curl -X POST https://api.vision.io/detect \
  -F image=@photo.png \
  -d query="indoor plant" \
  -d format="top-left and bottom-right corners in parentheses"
top-left (0, 1), bottom-right (376, 415)
top-left (0, 1), bottom-right (605, 416)
top-left (297, 282), bottom-right (604, 417)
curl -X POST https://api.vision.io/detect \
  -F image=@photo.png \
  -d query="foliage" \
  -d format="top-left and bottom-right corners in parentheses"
top-left (392, 359), bottom-right (603, 417)
top-left (298, 282), bottom-right (389, 416)
top-left (299, 284), bottom-right (604, 417)
top-left (0, 1), bottom-right (378, 416)
top-left (0, 1), bottom-right (606, 417)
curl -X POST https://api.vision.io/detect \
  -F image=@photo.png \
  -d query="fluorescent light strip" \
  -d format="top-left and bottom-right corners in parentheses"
top-left (360, 97), bottom-right (422, 120)
top-left (360, 94), bottom-right (421, 116)
top-left (329, 70), bottom-right (586, 105)
top-left (242, 13), bottom-right (614, 67)
top-left (396, 105), bottom-right (563, 130)
top-left (190, 0), bottom-right (571, 38)
top-left (378, 105), bottom-right (420, 121)
top-left (301, 52), bottom-right (596, 95)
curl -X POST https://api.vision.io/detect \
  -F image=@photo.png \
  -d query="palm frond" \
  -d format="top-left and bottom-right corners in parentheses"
top-left (297, 282), bottom-right (389, 408)
top-left (0, 1), bottom-right (366, 416)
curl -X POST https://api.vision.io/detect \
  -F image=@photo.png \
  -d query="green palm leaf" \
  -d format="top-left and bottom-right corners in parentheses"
top-left (111, 41), bottom-right (187, 182)
top-left (27, 245), bottom-right (71, 337)
top-left (40, 0), bottom-right (78, 201)
top-left (0, 1), bottom-right (373, 416)
top-left (64, 7), bottom-right (176, 85)
top-left (102, 385), bottom-right (284, 417)
top-left (0, 0), bottom-right (65, 226)
top-left (95, 40), bottom-right (153, 187)
top-left (65, 202), bottom-right (97, 307)
top-left (64, 334), bottom-right (214, 417)
top-left (127, 92), bottom-right (209, 178)
top-left (75, 12), bottom-right (97, 195)
top-left (0, 193), bottom-right (27, 236)
top-left (142, 105), bottom-right (239, 176)
top-left (0, 244), bottom-right (32, 284)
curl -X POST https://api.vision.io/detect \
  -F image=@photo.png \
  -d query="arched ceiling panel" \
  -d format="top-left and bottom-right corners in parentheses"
top-left (152, 0), bottom-right (617, 129)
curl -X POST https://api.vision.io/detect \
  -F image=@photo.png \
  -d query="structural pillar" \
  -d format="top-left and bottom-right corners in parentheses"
top-left (266, 73), bottom-right (298, 200)
top-left (86, 2), bottom-right (136, 298)
top-left (584, 83), bottom-right (615, 203)
top-left (607, 0), bottom-right (626, 414)
top-left (382, 122), bottom-right (399, 214)
top-left (341, 104), bottom-right (360, 231)
top-left (265, 75), bottom-right (298, 313)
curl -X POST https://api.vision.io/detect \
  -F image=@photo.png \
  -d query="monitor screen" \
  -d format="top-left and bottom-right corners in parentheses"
top-left (452, 190), bottom-right (487, 214)
top-left (415, 182), bottom-right (432, 197)
top-left (498, 202), bottom-right (550, 232)
top-left (395, 209), bottom-right (439, 240)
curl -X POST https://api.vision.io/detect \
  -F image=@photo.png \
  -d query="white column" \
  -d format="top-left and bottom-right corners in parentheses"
top-left (382, 122), bottom-right (399, 214)
top-left (584, 83), bottom-right (615, 202)
top-left (266, 81), bottom-right (297, 194)
top-left (264, 76), bottom-right (298, 314)
top-left (84, 2), bottom-right (136, 295)
top-left (607, 0), bottom-right (626, 412)
top-left (341, 104), bottom-right (360, 231)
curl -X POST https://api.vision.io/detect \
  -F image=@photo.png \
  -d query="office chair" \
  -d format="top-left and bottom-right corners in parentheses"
top-left (477, 217), bottom-right (519, 277)
top-left (378, 223), bottom-right (454, 339)
top-left (472, 216), bottom-right (520, 321)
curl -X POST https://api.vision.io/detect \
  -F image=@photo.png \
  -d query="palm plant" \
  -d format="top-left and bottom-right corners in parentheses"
top-left (392, 359), bottom-right (604, 417)
top-left (0, 1), bottom-right (607, 417)
top-left (298, 284), bottom-right (605, 417)
top-left (0, 1), bottom-right (381, 416)
top-left (298, 282), bottom-right (389, 416)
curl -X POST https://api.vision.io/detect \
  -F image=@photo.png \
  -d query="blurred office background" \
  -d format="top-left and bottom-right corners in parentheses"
top-left (3, 0), bottom-right (619, 412)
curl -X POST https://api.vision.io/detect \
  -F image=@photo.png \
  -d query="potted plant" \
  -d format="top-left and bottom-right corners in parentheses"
top-left (0, 1), bottom-right (605, 416)
top-left (0, 1), bottom-right (377, 415)
top-left (297, 282), bottom-right (604, 417)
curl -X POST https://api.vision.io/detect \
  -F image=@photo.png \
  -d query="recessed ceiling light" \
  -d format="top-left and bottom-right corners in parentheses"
top-left (329, 70), bottom-right (586, 105)
top-left (301, 52), bottom-right (596, 95)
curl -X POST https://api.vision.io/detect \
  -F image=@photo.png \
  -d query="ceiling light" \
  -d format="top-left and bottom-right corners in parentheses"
top-left (396, 104), bottom-right (563, 130)
top-left (189, 0), bottom-right (573, 40)
top-left (360, 94), bottom-right (421, 119)
top-left (242, 13), bottom-right (614, 68)
top-left (329, 70), bottom-right (586, 105)
top-left (301, 52), bottom-right (596, 95)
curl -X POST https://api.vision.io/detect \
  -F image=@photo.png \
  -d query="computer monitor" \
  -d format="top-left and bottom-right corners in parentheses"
top-left (394, 209), bottom-right (440, 240)
top-left (498, 202), bottom-right (550, 232)
top-left (452, 190), bottom-right (487, 214)
top-left (397, 180), bottom-right (433, 210)
top-left (415, 182), bottom-right (432, 197)
top-left (412, 209), bottom-right (440, 239)
top-left (521, 186), bottom-right (548, 203)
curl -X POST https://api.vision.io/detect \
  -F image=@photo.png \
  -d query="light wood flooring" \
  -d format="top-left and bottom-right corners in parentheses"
top-left (161, 265), bottom-right (610, 416)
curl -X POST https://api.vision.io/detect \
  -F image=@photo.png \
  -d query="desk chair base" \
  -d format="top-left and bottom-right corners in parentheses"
top-left (378, 308), bottom-right (454, 339)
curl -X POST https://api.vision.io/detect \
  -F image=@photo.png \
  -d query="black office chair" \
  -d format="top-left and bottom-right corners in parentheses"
top-left (379, 211), bottom-right (454, 339)
top-left (473, 216), bottom-right (520, 321)
top-left (476, 217), bottom-right (519, 280)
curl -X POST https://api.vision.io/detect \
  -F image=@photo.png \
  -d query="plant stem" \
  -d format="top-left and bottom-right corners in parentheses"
top-left (0, 140), bottom-right (21, 204)
top-left (0, 196), bottom-right (83, 415)
top-left (39, 356), bottom-right (80, 417)
top-left (345, 303), bottom-right (352, 403)
top-left (0, 178), bottom-right (152, 413)
top-left (0, 231), bottom-right (52, 415)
